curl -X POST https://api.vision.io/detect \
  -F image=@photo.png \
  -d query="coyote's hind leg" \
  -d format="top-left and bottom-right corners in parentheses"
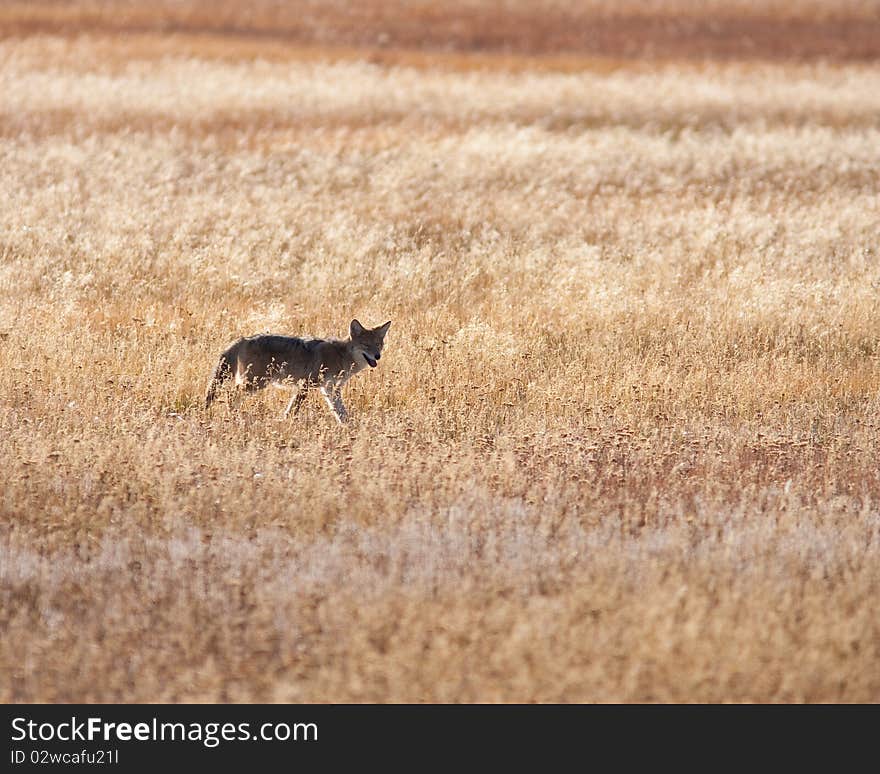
top-left (284, 382), bottom-right (310, 419)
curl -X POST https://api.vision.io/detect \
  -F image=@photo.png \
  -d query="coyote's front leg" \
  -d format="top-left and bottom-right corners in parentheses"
top-left (320, 385), bottom-right (348, 424)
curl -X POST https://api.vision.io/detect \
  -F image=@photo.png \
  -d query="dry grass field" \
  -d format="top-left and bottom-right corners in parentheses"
top-left (2, 2), bottom-right (880, 702)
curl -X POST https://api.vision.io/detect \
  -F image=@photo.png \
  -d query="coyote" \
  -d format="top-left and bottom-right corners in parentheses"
top-left (204, 319), bottom-right (391, 423)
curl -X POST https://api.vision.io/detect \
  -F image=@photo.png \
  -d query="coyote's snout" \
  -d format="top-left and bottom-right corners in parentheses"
top-left (204, 318), bottom-right (391, 423)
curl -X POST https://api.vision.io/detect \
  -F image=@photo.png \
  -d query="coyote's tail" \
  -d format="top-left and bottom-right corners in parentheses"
top-left (204, 341), bottom-right (239, 408)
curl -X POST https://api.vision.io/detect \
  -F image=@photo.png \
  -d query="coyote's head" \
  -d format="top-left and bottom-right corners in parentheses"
top-left (349, 319), bottom-right (391, 368)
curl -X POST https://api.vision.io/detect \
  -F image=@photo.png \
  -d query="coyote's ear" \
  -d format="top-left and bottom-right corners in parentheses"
top-left (376, 320), bottom-right (391, 338)
top-left (350, 319), bottom-right (365, 338)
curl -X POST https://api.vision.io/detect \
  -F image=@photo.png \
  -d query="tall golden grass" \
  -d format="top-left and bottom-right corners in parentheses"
top-left (1, 7), bottom-right (880, 701)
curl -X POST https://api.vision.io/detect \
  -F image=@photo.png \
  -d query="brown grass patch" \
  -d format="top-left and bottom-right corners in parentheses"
top-left (2, 1), bottom-right (880, 63)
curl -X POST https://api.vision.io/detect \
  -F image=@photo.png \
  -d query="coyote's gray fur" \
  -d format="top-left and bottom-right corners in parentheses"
top-left (204, 319), bottom-right (391, 423)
